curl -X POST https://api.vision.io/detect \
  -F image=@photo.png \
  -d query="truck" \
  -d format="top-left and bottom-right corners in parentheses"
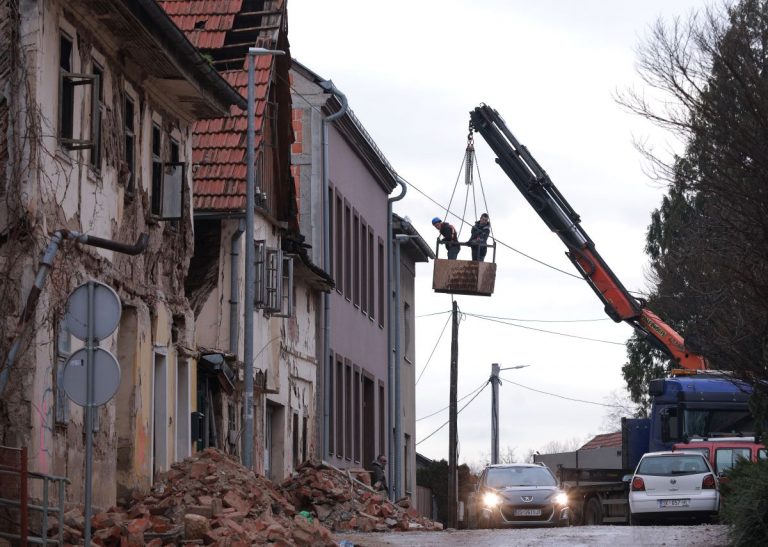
top-left (468, 104), bottom-right (756, 524)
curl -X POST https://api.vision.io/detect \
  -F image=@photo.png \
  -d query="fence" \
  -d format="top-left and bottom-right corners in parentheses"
top-left (0, 446), bottom-right (69, 545)
top-left (415, 485), bottom-right (435, 520)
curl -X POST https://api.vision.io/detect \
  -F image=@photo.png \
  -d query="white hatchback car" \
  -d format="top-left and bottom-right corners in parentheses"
top-left (628, 451), bottom-right (720, 524)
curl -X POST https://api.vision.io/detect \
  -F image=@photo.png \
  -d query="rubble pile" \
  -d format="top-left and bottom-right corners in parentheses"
top-left (50, 448), bottom-right (335, 546)
top-left (280, 460), bottom-right (443, 533)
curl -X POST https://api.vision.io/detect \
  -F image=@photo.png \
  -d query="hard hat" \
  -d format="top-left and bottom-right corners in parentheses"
top-left (432, 217), bottom-right (442, 224)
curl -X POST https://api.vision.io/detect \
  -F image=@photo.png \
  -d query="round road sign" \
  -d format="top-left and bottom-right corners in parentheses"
top-left (61, 347), bottom-right (121, 407)
top-left (65, 281), bottom-right (122, 341)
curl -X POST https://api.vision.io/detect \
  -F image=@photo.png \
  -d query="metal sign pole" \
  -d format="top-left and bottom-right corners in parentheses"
top-left (84, 281), bottom-right (95, 546)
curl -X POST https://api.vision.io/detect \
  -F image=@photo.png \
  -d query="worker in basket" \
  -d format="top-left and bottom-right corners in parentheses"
top-left (468, 213), bottom-right (490, 261)
top-left (432, 217), bottom-right (461, 259)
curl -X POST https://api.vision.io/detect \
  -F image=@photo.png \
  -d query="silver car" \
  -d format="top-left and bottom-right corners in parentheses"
top-left (472, 463), bottom-right (570, 528)
top-left (628, 451), bottom-right (720, 524)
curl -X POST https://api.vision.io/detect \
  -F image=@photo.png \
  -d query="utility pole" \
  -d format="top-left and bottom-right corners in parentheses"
top-left (244, 47), bottom-right (284, 469)
top-left (490, 364), bottom-right (529, 465)
top-left (448, 299), bottom-right (459, 529)
top-left (491, 363), bottom-right (500, 465)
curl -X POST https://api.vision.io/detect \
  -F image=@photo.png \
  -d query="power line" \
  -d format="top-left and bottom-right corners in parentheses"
top-left (286, 73), bottom-right (587, 283)
top-left (415, 312), bottom-right (452, 385)
top-left (416, 379), bottom-right (489, 421)
top-left (463, 312), bottom-right (626, 346)
top-left (416, 310), bottom-right (452, 318)
top-left (419, 310), bottom-right (610, 323)
top-left (416, 381), bottom-right (490, 446)
top-left (498, 376), bottom-right (624, 408)
top-left (400, 175), bottom-right (582, 280)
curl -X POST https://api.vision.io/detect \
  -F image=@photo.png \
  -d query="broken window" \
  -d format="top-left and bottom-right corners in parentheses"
top-left (89, 62), bottom-right (103, 170)
top-left (255, 243), bottom-right (293, 317)
top-left (58, 33), bottom-right (99, 151)
top-left (124, 95), bottom-right (136, 195)
top-left (150, 125), bottom-right (184, 220)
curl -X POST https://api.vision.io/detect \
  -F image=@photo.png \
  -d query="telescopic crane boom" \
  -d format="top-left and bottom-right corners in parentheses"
top-left (469, 104), bottom-right (706, 370)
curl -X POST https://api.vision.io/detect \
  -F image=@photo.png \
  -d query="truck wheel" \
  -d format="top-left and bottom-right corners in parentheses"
top-left (584, 498), bottom-right (602, 525)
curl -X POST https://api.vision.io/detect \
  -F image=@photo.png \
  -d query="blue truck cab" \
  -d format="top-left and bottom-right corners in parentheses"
top-left (648, 371), bottom-right (753, 452)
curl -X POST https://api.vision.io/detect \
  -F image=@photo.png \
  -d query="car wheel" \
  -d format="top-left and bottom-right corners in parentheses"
top-left (558, 515), bottom-right (570, 528)
top-left (629, 512), bottom-right (639, 526)
top-left (584, 498), bottom-right (602, 525)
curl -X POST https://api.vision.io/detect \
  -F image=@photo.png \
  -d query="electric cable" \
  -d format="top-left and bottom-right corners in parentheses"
top-left (416, 378), bottom-right (490, 421)
top-left (286, 74), bottom-right (584, 282)
top-left (416, 380), bottom-right (490, 446)
top-left (400, 175), bottom-right (582, 280)
top-left (498, 375), bottom-right (624, 407)
top-left (415, 312), bottom-right (452, 386)
top-left (418, 310), bottom-right (610, 323)
top-left (463, 312), bottom-right (626, 345)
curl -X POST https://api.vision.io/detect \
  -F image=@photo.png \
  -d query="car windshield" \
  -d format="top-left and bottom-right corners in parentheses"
top-left (485, 466), bottom-right (557, 488)
top-left (637, 454), bottom-right (709, 476)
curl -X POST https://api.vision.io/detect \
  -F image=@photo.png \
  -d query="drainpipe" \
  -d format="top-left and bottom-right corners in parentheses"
top-left (0, 231), bottom-right (148, 395)
top-left (229, 221), bottom-right (245, 355)
top-left (387, 178), bottom-right (406, 498)
top-left (319, 79), bottom-right (348, 460)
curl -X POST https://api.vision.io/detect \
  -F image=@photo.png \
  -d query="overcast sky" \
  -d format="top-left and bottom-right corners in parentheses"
top-left (287, 0), bottom-right (710, 467)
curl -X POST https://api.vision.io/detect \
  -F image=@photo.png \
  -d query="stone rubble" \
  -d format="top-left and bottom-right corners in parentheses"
top-left (46, 448), bottom-right (441, 546)
top-left (282, 459), bottom-right (443, 534)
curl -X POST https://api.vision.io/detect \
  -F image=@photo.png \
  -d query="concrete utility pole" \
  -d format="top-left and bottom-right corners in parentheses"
top-left (448, 299), bottom-right (459, 529)
top-left (491, 363), bottom-right (500, 465)
top-left (491, 364), bottom-right (529, 465)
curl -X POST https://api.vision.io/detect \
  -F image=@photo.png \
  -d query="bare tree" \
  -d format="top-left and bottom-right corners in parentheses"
top-left (616, 1), bottom-right (768, 421)
top-left (600, 390), bottom-right (642, 432)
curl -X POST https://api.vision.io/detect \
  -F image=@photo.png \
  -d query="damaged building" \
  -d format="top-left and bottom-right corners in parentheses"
top-left (0, 0), bottom-right (244, 508)
top-left (160, 0), bottom-right (333, 481)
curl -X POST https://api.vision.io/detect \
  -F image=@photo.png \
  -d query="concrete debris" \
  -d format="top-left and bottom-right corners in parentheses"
top-left (46, 448), bottom-right (441, 546)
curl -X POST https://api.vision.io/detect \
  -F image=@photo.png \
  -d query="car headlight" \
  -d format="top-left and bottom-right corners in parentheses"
top-left (482, 492), bottom-right (502, 507)
top-left (554, 492), bottom-right (568, 506)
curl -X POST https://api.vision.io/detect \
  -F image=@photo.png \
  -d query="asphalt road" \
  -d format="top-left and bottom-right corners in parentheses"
top-left (333, 524), bottom-right (730, 546)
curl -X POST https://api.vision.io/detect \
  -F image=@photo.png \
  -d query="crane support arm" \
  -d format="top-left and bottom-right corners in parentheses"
top-left (469, 104), bottom-right (707, 370)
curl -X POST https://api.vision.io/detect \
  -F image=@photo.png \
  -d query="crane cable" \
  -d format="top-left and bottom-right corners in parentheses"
top-left (443, 130), bottom-right (494, 244)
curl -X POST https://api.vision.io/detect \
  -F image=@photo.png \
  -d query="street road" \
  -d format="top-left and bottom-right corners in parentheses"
top-left (333, 524), bottom-right (729, 546)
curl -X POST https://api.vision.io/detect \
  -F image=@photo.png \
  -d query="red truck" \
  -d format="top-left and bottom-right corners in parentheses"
top-left (672, 437), bottom-right (766, 478)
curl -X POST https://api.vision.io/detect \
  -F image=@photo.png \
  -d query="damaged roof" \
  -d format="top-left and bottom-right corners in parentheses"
top-left (68, 0), bottom-right (246, 117)
top-left (160, 0), bottom-right (285, 72)
top-left (160, 0), bottom-right (292, 213)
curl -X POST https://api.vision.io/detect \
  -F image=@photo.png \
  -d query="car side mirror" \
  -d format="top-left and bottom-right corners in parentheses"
top-left (622, 474), bottom-right (633, 483)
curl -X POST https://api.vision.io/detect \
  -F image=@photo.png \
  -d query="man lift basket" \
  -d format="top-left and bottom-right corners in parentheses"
top-left (432, 130), bottom-right (496, 297)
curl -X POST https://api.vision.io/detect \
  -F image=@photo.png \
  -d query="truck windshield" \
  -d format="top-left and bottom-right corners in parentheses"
top-left (683, 408), bottom-right (756, 438)
top-left (485, 467), bottom-right (557, 488)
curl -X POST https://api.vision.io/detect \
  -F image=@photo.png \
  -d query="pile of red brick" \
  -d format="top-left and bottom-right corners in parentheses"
top-left (281, 460), bottom-right (443, 533)
top-left (52, 448), bottom-right (334, 546)
top-left (48, 448), bottom-right (441, 545)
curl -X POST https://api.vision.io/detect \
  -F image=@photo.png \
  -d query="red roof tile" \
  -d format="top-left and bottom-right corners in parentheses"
top-left (580, 432), bottom-right (623, 450)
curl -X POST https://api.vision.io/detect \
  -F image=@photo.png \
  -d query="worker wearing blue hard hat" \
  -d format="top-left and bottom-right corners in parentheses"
top-left (432, 217), bottom-right (460, 259)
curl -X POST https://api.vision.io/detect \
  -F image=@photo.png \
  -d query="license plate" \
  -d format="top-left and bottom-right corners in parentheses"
top-left (514, 508), bottom-right (542, 516)
top-left (659, 499), bottom-right (690, 508)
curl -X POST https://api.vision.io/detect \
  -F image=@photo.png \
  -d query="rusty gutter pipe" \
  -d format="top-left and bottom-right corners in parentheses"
top-left (0, 231), bottom-right (149, 394)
